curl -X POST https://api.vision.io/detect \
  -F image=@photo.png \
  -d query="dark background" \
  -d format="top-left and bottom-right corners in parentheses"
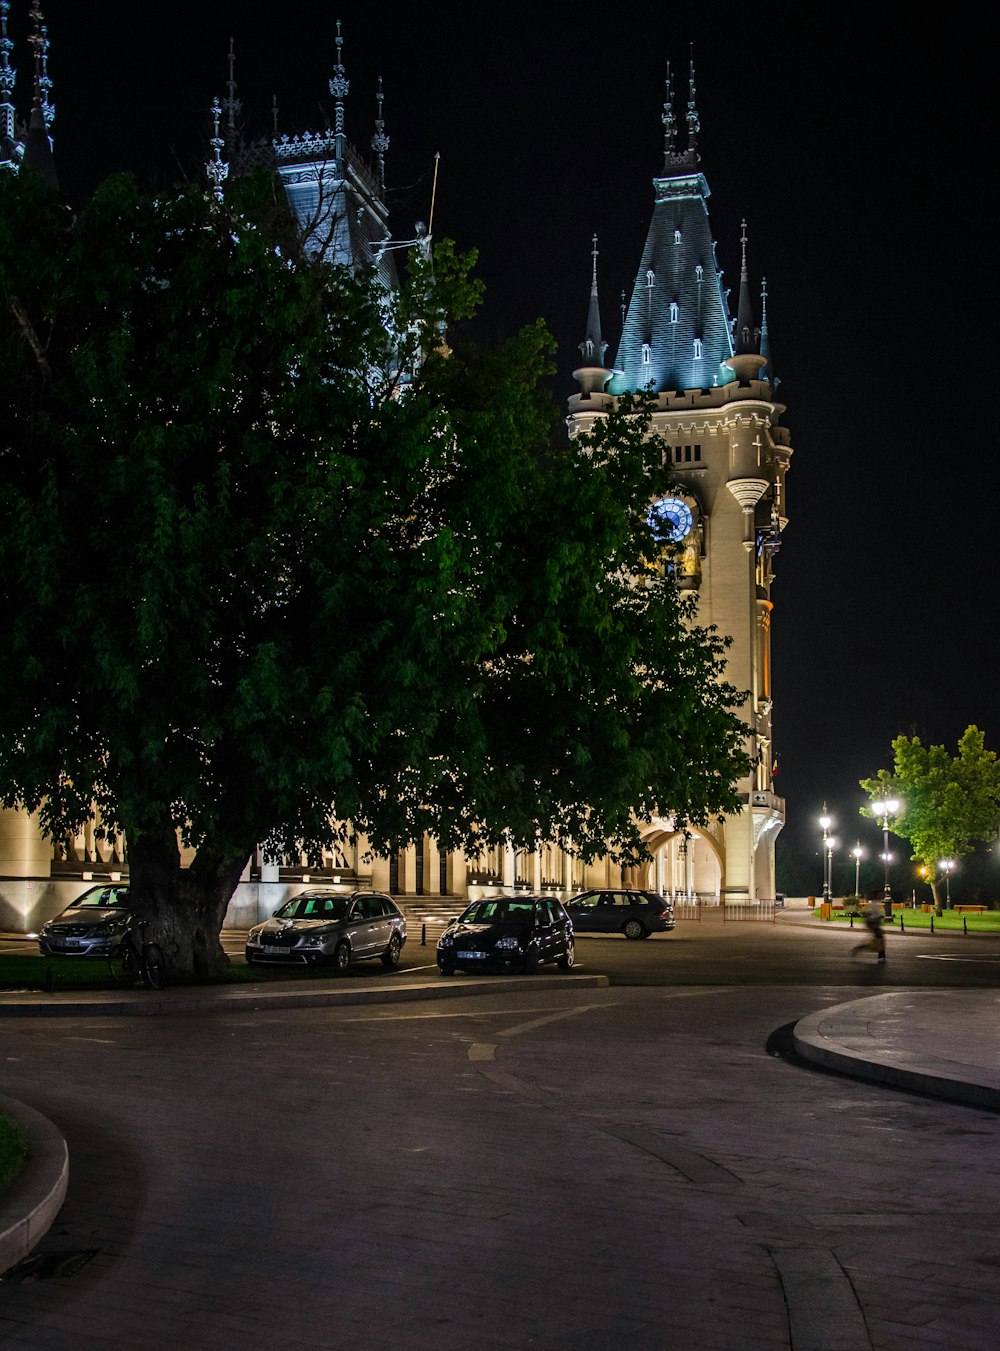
top-left (9, 2), bottom-right (995, 898)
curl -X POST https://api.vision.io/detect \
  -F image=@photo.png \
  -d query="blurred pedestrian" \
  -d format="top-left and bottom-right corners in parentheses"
top-left (852, 895), bottom-right (886, 963)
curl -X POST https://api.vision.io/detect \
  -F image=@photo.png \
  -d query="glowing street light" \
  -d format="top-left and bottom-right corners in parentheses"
top-left (871, 795), bottom-right (902, 916)
top-left (940, 858), bottom-right (955, 908)
top-left (851, 842), bottom-right (864, 897)
top-left (819, 809), bottom-right (834, 905)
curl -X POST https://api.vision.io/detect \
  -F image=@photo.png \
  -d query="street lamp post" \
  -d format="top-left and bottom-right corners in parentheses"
top-left (819, 810), bottom-right (833, 905)
top-left (940, 858), bottom-right (955, 909)
top-left (851, 842), bottom-right (864, 897)
top-left (826, 833), bottom-right (837, 903)
top-left (871, 796), bottom-right (902, 917)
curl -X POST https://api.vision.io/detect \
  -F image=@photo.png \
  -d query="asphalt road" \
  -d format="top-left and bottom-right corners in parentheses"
top-left (1, 913), bottom-right (999, 1350)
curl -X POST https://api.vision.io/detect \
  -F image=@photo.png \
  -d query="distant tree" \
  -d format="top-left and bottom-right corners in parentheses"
top-left (860, 726), bottom-right (1000, 915)
top-left (0, 167), bottom-right (749, 976)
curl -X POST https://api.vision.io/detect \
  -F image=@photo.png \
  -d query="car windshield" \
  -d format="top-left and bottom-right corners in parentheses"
top-left (274, 895), bottom-right (349, 921)
top-left (459, 900), bottom-right (536, 925)
top-left (69, 887), bottom-right (129, 909)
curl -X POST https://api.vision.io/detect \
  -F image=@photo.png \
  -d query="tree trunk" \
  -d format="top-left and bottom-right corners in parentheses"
top-left (929, 880), bottom-right (944, 918)
top-left (124, 817), bottom-right (252, 978)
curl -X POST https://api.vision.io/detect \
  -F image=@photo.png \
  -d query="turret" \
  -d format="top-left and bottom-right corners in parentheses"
top-left (572, 235), bottom-right (612, 400)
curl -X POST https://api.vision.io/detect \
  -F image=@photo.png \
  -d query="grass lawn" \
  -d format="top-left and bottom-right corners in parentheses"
top-left (0, 952), bottom-right (352, 993)
top-left (0, 1114), bottom-right (29, 1197)
top-left (822, 909), bottom-right (1000, 933)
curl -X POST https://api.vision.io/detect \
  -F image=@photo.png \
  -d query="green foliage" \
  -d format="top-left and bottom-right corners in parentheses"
top-left (0, 167), bottom-right (749, 960)
top-left (860, 727), bottom-right (1000, 892)
top-left (0, 1113), bottom-right (29, 1197)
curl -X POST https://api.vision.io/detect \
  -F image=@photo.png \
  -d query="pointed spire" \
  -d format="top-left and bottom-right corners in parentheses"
top-left (661, 63), bottom-right (677, 169)
top-left (686, 51), bottom-right (699, 161)
top-left (222, 36), bottom-right (241, 142)
top-left (271, 93), bottom-right (279, 137)
top-left (371, 76), bottom-right (389, 190)
top-left (759, 276), bottom-right (778, 389)
top-left (1, 0), bottom-right (21, 171)
top-left (205, 97), bottom-right (229, 202)
top-left (328, 19), bottom-right (349, 155)
top-left (574, 236), bottom-right (611, 398)
top-left (578, 233), bottom-right (609, 369)
top-left (22, 1), bottom-right (56, 187)
top-left (735, 219), bottom-right (756, 355)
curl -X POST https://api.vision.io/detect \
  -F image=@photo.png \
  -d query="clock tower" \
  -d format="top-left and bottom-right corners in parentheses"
top-left (568, 62), bottom-right (791, 906)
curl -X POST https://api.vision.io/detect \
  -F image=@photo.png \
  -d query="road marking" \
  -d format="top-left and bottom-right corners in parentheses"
top-left (468, 1043), bottom-right (496, 1061)
top-left (61, 1036), bottom-right (118, 1044)
top-left (768, 1246), bottom-right (871, 1350)
top-left (498, 1004), bottom-right (604, 1038)
top-left (915, 954), bottom-right (1000, 962)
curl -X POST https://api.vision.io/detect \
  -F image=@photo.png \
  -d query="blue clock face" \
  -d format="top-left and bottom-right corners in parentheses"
top-left (649, 496), bottom-right (693, 543)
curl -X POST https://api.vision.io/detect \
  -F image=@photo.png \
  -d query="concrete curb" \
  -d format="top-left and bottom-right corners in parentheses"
top-left (0, 1093), bottom-right (69, 1277)
top-left (0, 972), bottom-right (609, 1018)
top-left (793, 995), bottom-right (1000, 1111)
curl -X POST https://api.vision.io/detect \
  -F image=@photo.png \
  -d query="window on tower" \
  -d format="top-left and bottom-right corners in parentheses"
top-left (669, 302), bottom-right (679, 323)
top-left (642, 343), bottom-right (652, 365)
top-left (695, 264), bottom-right (704, 282)
top-left (674, 229), bottom-right (682, 244)
top-left (693, 338), bottom-right (703, 360)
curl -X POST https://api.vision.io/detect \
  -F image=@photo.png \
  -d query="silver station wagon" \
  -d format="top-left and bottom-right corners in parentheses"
top-left (245, 890), bottom-right (406, 972)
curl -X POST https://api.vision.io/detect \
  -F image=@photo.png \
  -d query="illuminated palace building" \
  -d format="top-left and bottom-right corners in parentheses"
top-left (0, 13), bottom-right (791, 929)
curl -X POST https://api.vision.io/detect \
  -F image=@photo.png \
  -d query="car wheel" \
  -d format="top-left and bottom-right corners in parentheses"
top-left (557, 938), bottom-right (575, 970)
top-left (623, 919), bottom-right (645, 940)
top-left (333, 942), bottom-right (351, 974)
top-left (438, 962), bottom-right (455, 976)
top-left (381, 933), bottom-right (402, 968)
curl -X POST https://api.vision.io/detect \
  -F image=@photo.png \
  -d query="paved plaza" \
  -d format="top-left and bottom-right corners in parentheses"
top-left (1, 915), bottom-right (999, 1349)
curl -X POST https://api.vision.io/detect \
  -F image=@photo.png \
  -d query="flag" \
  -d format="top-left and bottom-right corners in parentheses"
top-left (771, 754), bottom-right (779, 778)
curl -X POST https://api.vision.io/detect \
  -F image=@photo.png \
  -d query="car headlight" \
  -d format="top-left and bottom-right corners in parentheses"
top-left (495, 936), bottom-right (522, 951)
top-left (438, 933), bottom-right (454, 948)
top-left (301, 934), bottom-right (326, 947)
top-left (247, 930), bottom-right (262, 945)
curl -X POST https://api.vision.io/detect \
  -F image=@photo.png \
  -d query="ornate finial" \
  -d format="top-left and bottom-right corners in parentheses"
top-left (206, 96), bottom-right (229, 202)
top-left (1, 0), bottom-right (21, 171)
top-left (760, 275), bottom-right (768, 322)
top-left (329, 19), bottom-right (349, 145)
top-left (686, 49), bottom-right (699, 158)
top-left (661, 62), bottom-right (677, 167)
top-left (620, 288), bottom-right (627, 328)
top-left (271, 93), bottom-right (279, 137)
top-left (740, 218), bottom-right (748, 278)
top-left (591, 233), bottom-right (599, 287)
top-left (28, 1), bottom-right (53, 143)
top-left (371, 76), bottom-right (389, 190)
top-left (222, 36), bottom-right (241, 140)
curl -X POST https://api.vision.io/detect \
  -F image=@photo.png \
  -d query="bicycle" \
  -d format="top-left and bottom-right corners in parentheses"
top-left (107, 916), bottom-right (167, 990)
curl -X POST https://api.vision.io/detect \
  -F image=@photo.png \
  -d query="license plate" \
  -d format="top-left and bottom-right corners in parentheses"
top-left (457, 950), bottom-right (484, 960)
top-left (263, 945), bottom-right (293, 954)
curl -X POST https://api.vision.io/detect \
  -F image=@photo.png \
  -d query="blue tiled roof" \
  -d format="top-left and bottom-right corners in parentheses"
top-left (610, 171), bottom-right (734, 396)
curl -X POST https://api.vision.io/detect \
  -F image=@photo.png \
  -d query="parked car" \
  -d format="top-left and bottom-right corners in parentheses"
top-left (436, 896), bottom-right (574, 975)
top-left (245, 890), bottom-right (406, 971)
top-left (37, 884), bottom-right (132, 957)
top-left (564, 888), bottom-right (675, 939)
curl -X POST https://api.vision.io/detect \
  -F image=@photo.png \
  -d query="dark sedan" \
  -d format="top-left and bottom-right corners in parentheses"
top-left (436, 896), bottom-right (574, 975)
top-left (245, 890), bottom-right (406, 971)
top-left (564, 888), bottom-right (675, 939)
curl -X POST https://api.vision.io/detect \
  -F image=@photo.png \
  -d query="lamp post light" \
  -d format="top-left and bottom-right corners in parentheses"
top-left (871, 796), bottom-right (902, 917)
top-left (940, 858), bottom-right (955, 909)
top-left (851, 842), bottom-right (864, 897)
top-left (819, 810), bottom-right (833, 905)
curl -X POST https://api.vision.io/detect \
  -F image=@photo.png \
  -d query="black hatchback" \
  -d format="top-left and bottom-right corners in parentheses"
top-left (564, 888), bottom-right (675, 939)
top-left (437, 896), bottom-right (575, 975)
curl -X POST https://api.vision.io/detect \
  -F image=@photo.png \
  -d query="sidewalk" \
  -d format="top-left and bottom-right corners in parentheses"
top-left (793, 989), bottom-right (1000, 1110)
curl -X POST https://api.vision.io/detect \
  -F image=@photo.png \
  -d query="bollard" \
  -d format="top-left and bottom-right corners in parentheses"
top-left (899, 914), bottom-right (905, 933)
top-left (421, 923), bottom-right (426, 946)
top-left (964, 917), bottom-right (968, 935)
top-left (930, 914), bottom-right (934, 934)
top-left (849, 914), bottom-right (854, 929)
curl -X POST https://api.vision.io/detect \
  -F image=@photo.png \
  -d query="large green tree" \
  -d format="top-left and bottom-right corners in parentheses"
top-left (0, 167), bottom-right (749, 975)
top-left (861, 726), bottom-right (1000, 914)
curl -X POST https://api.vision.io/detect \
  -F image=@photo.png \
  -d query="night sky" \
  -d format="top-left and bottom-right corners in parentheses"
top-left (9, 3), bottom-right (995, 894)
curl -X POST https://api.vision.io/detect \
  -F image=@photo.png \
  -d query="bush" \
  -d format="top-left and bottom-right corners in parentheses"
top-left (0, 1114), bottom-right (29, 1196)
